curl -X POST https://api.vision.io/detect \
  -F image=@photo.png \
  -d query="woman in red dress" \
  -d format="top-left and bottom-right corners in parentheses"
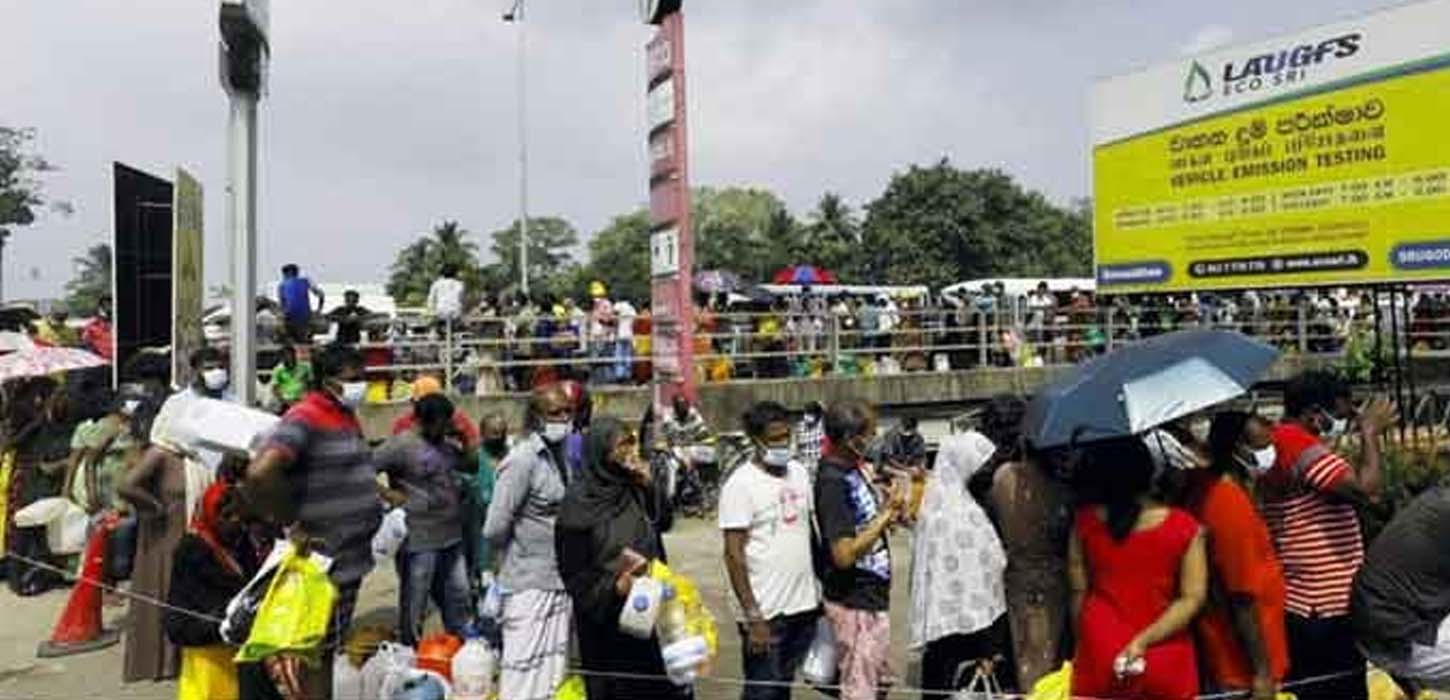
top-left (1070, 436), bottom-right (1208, 700)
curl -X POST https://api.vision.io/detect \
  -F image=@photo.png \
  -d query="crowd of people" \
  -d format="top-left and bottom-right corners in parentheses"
top-left (721, 368), bottom-right (1450, 700)
top-left (8, 264), bottom-right (1450, 700)
top-left (246, 264), bottom-right (1450, 397)
top-left (4, 324), bottom-right (1450, 700)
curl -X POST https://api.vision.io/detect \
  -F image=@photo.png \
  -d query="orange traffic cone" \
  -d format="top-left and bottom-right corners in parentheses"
top-left (37, 514), bottom-right (121, 658)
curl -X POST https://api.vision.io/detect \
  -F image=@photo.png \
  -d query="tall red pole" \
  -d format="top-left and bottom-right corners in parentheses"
top-left (647, 8), bottom-right (696, 406)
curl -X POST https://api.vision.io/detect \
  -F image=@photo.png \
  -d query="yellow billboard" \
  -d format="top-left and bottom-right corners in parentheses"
top-left (1092, 0), bottom-right (1450, 292)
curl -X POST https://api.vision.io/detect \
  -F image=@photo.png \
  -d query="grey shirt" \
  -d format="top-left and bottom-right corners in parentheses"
top-left (483, 433), bottom-right (568, 592)
top-left (375, 432), bottom-right (464, 553)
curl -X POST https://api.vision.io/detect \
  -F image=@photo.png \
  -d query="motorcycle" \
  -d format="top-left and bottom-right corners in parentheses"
top-left (667, 433), bottom-right (753, 518)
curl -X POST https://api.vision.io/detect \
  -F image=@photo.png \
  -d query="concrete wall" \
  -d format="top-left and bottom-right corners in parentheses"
top-left (357, 353), bottom-right (1441, 439)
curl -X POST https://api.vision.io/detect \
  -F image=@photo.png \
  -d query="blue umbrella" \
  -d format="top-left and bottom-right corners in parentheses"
top-left (1023, 328), bottom-right (1279, 448)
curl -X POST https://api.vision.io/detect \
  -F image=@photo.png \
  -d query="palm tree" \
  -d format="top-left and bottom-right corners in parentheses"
top-left (64, 242), bottom-right (111, 312)
top-left (806, 192), bottom-right (861, 278)
top-left (426, 220), bottom-right (479, 271)
top-left (386, 221), bottom-right (484, 306)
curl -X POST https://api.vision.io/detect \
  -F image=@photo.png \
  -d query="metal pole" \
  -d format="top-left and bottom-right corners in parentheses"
top-left (228, 94), bottom-right (258, 406)
top-left (977, 309), bottom-right (988, 368)
top-left (445, 318), bottom-right (455, 393)
top-left (1296, 299), bottom-right (1309, 355)
top-left (1402, 286), bottom-right (1418, 442)
top-left (515, 3), bottom-right (530, 297)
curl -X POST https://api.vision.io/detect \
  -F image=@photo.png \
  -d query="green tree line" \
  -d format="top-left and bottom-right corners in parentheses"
top-left (385, 157), bottom-right (1091, 307)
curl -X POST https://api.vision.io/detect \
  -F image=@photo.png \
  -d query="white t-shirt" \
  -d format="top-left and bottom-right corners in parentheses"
top-left (717, 460), bottom-right (820, 621)
top-left (614, 301), bottom-right (637, 340)
top-left (428, 277), bottom-right (465, 320)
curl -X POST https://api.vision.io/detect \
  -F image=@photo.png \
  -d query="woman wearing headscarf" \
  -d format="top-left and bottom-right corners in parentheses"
top-left (911, 432), bottom-right (1012, 697)
top-left (165, 481), bottom-right (281, 700)
top-left (555, 417), bottom-right (685, 700)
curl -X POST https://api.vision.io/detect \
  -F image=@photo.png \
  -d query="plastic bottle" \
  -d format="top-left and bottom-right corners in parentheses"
top-left (654, 584), bottom-right (689, 646)
top-left (655, 585), bottom-right (703, 686)
top-left (451, 625), bottom-right (496, 700)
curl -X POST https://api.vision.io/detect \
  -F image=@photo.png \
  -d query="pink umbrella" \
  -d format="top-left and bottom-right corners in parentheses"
top-left (0, 346), bottom-right (108, 383)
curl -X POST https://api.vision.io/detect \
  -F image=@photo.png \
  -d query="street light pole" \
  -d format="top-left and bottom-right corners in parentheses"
top-left (227, 95), bottom-right (259, 404)
top-left (504, 1), bottom-right (529, 297)
top-left (220, 0), bottom-right (268, 405)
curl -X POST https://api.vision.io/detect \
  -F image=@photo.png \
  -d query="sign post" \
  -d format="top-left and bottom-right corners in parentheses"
top-left (644, 2), bottom-right (695, 405)
top-left (1093, 0), bottom-right (1450, 293)
top-left (172, 169), bottom-right (205, 389)
top-left (219, 0), bottom-right (267, 405)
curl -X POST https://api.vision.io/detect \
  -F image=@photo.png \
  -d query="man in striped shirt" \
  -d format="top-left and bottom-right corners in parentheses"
top-left (244, 344), bottom-right (383, 697)
top-left (1262, 370), bottom-right (1396, 700)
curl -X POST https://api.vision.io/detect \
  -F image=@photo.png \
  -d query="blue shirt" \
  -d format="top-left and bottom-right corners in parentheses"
top-left (278, 277), bottom-right (313, 321)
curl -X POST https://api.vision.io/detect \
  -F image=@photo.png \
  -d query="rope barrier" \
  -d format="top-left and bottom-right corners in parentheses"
top-left (1, 549), bottom-right (1375, 700)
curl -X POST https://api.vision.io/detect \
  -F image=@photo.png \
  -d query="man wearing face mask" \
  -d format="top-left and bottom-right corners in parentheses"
top-left (375, 394), bottom-right (475, 646)
top-left (719, 401), bottom-right (821, 700)
top-left (814, 400), bottom-right (906, 700)
top-left (391, 375), bottom-right (482, 455)
top-left (1261, 370), bottom-right (1397, 700)
top-left (484, 383), bottom-right (574, 700)
top-left (243, 344), bottom-right (383, 697)
top-left (149, 347), bottom-right (235, 473)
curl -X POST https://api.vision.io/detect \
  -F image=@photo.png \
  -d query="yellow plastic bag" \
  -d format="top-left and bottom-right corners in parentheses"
top-left (555, 674), bottom-right (586, 700)
top-left (647, 561), bottom-right (719, 659)
top-left (1028, 662), bottom-right (1070, 700)
top-left (178, 645), bottom-right (240, 700)
top-left (1370, 668), bottom-right (1407, 700)
top-left (236, 549), bottom-right (337, 664)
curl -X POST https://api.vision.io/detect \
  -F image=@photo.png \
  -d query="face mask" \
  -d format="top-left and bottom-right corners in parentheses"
top-left (1250, 445), bottom-right (1277, 473)
top-left (1319, 411), bottom-right (1349, 438)
top-left (1188, 419), bottom-right (1210, 445)
top-left (760, 445), bottom-right (792, 470)
top-left (202, 368), bottom-right (230, 392)
top-left (338, 381), bottom-right (368, 408)
top-left (541, 421), bottom-right (571, 444)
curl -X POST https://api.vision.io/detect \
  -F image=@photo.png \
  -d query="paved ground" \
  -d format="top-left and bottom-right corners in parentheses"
top-left (0, 518), bottom-right (918, 700)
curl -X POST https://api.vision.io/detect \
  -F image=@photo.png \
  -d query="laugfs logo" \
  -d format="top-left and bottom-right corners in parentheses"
top-left (1183, 32), bottom-right (1363, 104)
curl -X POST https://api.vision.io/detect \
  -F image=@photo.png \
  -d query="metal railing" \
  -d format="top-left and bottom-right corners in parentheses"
top-left (240, 300), bottom-right (1435, 400)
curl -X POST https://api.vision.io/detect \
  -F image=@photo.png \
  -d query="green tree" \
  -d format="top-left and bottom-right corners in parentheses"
top-left (1, 127), bottom-right (69, 298)
top-left (582, 209), bottom-right (651, 305)
top-left (64, 243), bottom-right (111, 312)
top-left (385, 220), bottom-right (484, 306)
top-left (484, 216), bottom-right (580, 300)
top-left (802, 192), bottom-right (863, 279)
top-left (691, 186), bottom-right (805, 284)
top-left (860, 159), bottom-right (1091, 288)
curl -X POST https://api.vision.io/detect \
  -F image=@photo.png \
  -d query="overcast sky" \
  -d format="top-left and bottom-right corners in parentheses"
top-left (2, 0), bottom-right (1399, 301)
